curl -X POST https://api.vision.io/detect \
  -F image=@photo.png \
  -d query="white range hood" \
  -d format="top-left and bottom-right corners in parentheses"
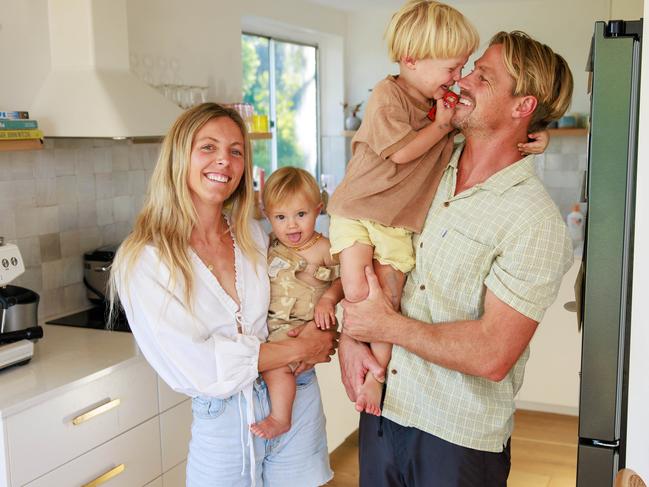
top-left (30, 0), bottom-right (182, 138)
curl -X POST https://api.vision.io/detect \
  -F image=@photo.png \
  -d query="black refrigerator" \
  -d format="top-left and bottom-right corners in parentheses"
top-left (577, 19), bottom-right (643, 486)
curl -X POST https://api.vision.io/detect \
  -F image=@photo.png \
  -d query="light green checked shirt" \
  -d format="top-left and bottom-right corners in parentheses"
top-left (382, 143), bottom-right (574, 452)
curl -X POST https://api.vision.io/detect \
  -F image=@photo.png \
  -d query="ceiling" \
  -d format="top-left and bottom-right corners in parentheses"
top-left (306, 0), bottom-right (524, 12)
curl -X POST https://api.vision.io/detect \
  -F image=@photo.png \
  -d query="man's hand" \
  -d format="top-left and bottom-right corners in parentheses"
top-left (338, 334), bottom-right (384, 402)
top-left (342, 266), bottom-right (398, 343)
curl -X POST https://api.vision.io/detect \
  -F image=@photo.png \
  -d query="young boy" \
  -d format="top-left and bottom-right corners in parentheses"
top-left (250, 167), bottom-right (344, 439)
top-left (328, 0), bottom-right (548, 415)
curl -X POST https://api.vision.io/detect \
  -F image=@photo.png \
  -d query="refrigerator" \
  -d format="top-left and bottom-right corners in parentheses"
top-left (577, 19), bottom-right (643, 487)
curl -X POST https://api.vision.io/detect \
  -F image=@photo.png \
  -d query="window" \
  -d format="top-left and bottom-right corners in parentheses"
top-left (242, 33), bottom-right (319, 176)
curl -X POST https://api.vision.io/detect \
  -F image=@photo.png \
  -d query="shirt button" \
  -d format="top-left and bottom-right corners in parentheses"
top-left (391, 369), bottom-right (398, 375)
top-left (419, 284), bottom-right (426, 290)
top-left (419, 242), bottom-right (423, 248)
top-left (443, 201), bottom-right (450, 207)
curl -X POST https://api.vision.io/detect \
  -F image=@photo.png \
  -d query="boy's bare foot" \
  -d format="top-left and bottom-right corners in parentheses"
top-left (355, 374), bottom-right (382, 416)
top-left (250, 415), bottom-right (291, 439)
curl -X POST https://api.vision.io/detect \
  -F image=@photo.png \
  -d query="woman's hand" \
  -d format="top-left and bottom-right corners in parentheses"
top-left (314, 296), bottom-right (337, 329)
top-left (288, 321), bottom-right (338, 366)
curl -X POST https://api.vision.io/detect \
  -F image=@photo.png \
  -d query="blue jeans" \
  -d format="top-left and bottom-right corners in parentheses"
top-left (186, 369), bottom-right (332, 486)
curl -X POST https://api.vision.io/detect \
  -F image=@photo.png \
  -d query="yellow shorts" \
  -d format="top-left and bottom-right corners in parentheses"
top-left (328, 215), bottom-right (414, 273)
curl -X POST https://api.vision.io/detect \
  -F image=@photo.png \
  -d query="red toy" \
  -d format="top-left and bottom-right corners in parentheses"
top-left (427, 91), bottom-right (460, 121)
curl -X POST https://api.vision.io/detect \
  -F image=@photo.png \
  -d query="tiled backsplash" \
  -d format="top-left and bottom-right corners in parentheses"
top-left (0, 139), bottom-right (159, 320)
top-left (534, 134), bottom-right (588, 221)
top-left (0, 133), bottom-right (586, 321)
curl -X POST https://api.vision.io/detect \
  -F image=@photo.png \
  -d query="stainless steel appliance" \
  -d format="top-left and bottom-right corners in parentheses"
top-left (577, 19), bottom-right (642, 486)
top-left (0, 238), bottom-right (43, 370)
top-left (83, 245), bottom-right (117, 303)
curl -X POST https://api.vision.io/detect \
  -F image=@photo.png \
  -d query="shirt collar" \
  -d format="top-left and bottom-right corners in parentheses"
top-left (447, 143), bottom-right (537, 196)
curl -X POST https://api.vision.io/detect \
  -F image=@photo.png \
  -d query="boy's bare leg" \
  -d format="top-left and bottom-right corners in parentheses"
top-left (250, 366), bottom-right (295, 439)
top-left (339, 242), bottom-right (374, 303)
top-left (355, 262), bottom-right (405, 416)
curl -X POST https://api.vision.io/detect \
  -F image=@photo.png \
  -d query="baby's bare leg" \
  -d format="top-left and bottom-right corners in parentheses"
top-left (339, 242), bottom-right (374, 303)
top-left (250, 366), bottom-right (295, 439)
top-left (355, 261), bottom-right (405, 416)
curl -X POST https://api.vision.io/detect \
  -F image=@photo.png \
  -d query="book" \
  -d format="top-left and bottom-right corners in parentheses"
top-left (0, 138), bottom-right (44, 152)
top-left (0, 111), bottom-right (29, 120)
top-left (0, 129), bottom-right (44, 140)
top-left (0, 119), bottom-right (38, 130)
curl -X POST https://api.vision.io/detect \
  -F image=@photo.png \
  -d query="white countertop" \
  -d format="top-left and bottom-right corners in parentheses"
top-left (0, 324), bottom-right (141, 418)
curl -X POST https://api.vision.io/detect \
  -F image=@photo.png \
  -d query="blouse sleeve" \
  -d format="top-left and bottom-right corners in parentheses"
top-left (116, 247), bottom-right (262, 399)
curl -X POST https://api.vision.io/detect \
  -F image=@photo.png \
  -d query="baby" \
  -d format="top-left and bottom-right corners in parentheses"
top-left (250, 167), bottom-right (344, 439)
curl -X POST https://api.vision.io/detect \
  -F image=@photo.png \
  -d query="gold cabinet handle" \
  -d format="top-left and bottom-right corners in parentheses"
top-left (72, 398), bottom-right (121, 426)
top-left (81, 464), bottom-right (125, 487)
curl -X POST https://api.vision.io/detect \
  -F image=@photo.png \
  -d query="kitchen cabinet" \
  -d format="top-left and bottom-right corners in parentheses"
top-left (0, 325), bottom-right (192, 487)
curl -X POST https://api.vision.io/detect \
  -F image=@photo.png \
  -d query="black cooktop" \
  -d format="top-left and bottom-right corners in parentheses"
top-left (46, 305), bottom-right (131, 333)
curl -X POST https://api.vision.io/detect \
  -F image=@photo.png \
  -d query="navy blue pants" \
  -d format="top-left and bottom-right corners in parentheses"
top-left (359, 413), bottom-right (511, 487)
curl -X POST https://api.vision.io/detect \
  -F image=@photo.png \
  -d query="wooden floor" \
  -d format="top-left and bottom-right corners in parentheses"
top-left (327, 410), bottom-right (578, 487)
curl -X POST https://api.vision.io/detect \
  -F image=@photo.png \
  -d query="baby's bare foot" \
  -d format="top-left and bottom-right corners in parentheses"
top-left (355, 374), bottom-right (382, 416)
top-left (250, 415), bottom-right (291, 439)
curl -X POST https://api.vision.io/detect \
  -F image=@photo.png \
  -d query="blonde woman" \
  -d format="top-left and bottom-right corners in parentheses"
top-left (110, 103), bottom-right (335, 487)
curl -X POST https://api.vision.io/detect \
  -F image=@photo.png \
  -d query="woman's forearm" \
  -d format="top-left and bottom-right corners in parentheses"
top-left (258, 340), bottom-right (304, 372)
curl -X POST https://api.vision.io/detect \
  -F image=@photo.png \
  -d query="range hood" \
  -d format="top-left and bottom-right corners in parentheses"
top-left (30, 0), bottom-right (182, 138)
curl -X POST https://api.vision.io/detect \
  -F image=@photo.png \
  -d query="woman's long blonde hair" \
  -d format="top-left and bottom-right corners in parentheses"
top-left (109, 103), bottom-right (258, 312)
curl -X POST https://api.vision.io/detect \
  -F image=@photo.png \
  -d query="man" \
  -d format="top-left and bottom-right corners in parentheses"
top-left (339, 31), bottom-right (575, 487)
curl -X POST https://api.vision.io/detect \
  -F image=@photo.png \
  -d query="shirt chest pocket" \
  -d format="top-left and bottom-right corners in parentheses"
top-left (427, 228), bottom-right (493, 304)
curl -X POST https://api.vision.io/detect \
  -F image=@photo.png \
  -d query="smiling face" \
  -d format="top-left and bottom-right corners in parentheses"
top-left (452, 44), bottom-right (517, 135)
top-left (403, 55), bottom-right (468, 102)
top-left (187, 116), bottom-right (245, 213)
top-left (265, 192), bottom-right (322, 249)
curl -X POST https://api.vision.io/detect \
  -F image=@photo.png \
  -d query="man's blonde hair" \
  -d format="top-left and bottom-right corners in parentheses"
top-left (109, 103), bottom-right (258, 312)
top-left (386, 0), bottom-right (479, 62)
top-left (262, 167), bottom-right (321, 211)
top-left (490, 31), bottom-right (574, 132)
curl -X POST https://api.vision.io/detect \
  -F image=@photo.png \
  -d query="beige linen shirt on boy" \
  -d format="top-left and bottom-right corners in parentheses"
top-left (328, 75), bottom-right (455, 233)
top-left (383, 144), bottom-right (574, 452)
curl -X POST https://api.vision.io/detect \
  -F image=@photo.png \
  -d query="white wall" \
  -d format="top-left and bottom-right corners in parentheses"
top-left (626, 2), bottom-right (649, 480)
top-left (345, 0), bottom-right (612, 120)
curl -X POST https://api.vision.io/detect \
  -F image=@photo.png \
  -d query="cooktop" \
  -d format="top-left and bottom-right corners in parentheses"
top-left (46, 305), bottom-right (131, 333)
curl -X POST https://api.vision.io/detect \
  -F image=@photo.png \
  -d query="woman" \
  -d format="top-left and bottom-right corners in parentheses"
top-left (110, 103), bottom-right (336, 486)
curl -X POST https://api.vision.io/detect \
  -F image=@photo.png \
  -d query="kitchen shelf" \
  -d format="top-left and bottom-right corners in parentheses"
top-left (342, 130), bottom-right (357, 138)
top-left (250, 131), bottom-right (272, 140)
top-left (548, 128), bottom-right (588, 136)
top-left (0, 138), bottom-right (44, 152)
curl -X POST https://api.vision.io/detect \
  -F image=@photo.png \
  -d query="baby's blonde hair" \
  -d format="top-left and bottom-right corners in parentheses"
top-left (490, 31), bottom-right (574, 132)
top-left (263, 167), bottom-right (321, 211)
top-left (386, 0), bottom-right (479, 62)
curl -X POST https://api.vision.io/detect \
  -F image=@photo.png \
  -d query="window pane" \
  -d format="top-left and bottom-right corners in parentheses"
top-left (242, 34), bottom-right (272, 174)
top-left (274, 41), bottom-right (317, 174)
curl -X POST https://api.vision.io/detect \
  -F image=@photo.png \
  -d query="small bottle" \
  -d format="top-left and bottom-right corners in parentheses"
top-left (566, 203), bottom-right (585, 247)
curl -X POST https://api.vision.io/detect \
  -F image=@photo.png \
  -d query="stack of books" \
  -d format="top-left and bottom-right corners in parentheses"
top-left (0, 111), bottom-right (44, 151)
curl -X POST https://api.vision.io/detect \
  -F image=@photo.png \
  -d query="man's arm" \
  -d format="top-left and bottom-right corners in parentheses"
top-left (341, 267), bottom-right (538, 381)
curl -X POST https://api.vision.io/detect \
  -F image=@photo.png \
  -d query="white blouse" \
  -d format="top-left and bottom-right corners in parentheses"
top-left (115, 219), bottom-right (270, 399)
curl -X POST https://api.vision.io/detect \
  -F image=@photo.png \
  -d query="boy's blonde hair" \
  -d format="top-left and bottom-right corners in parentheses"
top-left (490, 31), bottom-right (574, 132)
top-left (263, 167), bottom-right (321, 211)
top-left (386, 0), bottom-right (479, 62)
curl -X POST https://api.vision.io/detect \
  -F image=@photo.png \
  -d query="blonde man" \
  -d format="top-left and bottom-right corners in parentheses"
top-left (340, 31), bottom-right (574, 487)
top-left (328, 1), bottom-right (548, 416)
top-left (110, 103), bottom-right (336, 486)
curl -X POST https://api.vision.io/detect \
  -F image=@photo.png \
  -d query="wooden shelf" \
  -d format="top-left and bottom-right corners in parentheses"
top-left (548, 128), bottom-right (588, 136)
top-left (342, 130), bottom-right (357, 138)
top-left (0, 138), bottom-right (44, 151)
top-left (250, 131), bottom-right (272, 140)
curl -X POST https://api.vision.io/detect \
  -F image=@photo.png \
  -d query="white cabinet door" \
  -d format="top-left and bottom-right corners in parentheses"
top-left (160, 400), bottom-right (192, 472)
top-left (7, 360), bottom-right (158, 486)
top-left (157, 376), bottom-right (187, 413)
top-left (162, 461), bottom-right (187, 487)
top-left (25, 417), bottom-right (161, 487)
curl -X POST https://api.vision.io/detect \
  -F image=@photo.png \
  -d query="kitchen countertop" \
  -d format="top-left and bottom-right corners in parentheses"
top-left (0, 324), bottom-right (140, 418)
